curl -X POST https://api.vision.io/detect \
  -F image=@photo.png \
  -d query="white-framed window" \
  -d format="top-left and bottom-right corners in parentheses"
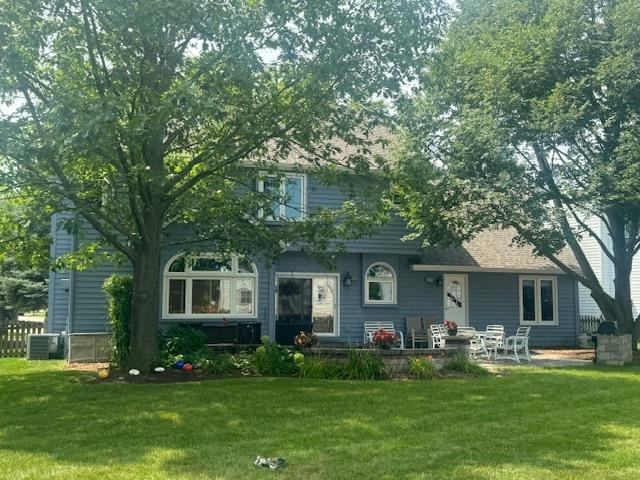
top-left (519, 276), bottom-right (558, 325)
top-left (257, 172), bottom-right (306, 220)
top-left (364, 262), bottom-right (397, 305)
top-left (163, 254), bottom-right (257, 319)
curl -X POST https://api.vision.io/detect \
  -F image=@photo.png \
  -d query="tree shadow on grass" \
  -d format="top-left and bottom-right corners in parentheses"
top-left (1, 365), bottom-right (640, 479)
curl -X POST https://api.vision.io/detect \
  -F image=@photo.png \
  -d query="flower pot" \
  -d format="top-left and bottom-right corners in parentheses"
top-left (378, 343), bottom-right (392, 350)
top-left (447, 328), bottom-right (457, 336)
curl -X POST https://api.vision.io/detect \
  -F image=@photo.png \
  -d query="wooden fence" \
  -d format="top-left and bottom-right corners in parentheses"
top-left (0, 322), bottom-right (45, 358)
top-left (580, 315), bottom-right (603, 335)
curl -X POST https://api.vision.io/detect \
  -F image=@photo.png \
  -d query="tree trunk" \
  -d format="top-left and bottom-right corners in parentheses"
top-left (128, 221), bottom-right (163, 370)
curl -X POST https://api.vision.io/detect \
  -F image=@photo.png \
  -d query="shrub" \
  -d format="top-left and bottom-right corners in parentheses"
top-left (297, 357), bottom-right (346, 379)
top-left (343, 349), bottom-right (389, 380)
top-left (442, 353), bottom-right (490, 377)
top-left (252, 340), bottom-right (297, 376)
top-left (160, 325), bottom-right (207, 364)
top-left (196, 352), bottom-right (237, 376)
top-left (409, 357), bottom-right (439, 380)
top-left (103, 274), bottom-right (133, 369)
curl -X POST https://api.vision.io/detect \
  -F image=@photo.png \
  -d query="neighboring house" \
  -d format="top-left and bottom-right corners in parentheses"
top-left (47, 173), bottom-right (582, 348)
top-left (577, 216), bottom-right (640, 318)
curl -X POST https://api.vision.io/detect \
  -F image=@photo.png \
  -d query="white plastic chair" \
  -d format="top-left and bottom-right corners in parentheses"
top-left (498, 326), bottom-right (531, 363)
top-left (430, 324), bottom-right (445, 348)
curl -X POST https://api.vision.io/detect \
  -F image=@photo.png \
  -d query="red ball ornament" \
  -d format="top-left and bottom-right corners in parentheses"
top-left (182, 363), bottom-right (193, 372)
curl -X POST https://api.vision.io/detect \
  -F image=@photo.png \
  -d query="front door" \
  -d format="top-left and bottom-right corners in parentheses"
top-left (443, 274), bottom-right (468, 327)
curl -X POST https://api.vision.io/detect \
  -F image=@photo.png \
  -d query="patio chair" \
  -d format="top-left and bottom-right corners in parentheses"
top-left (363, 321), bottom-right (405, 349)
top-left (486, 325), bottom-right (505, 335)
top-left (406, 316), bottom-right (429, 349)
top-left (430, 324), bottom-right (445, 348)
top-left (457, 326), bottom-right (476, 337)
top-left (497, 326), bottom-right (531, 363)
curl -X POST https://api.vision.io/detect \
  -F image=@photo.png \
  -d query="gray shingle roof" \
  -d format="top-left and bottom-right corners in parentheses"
top-left (415, 229), bottom-right (580, 274)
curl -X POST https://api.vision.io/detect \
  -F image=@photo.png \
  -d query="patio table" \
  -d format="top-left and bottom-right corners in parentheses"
top-left (474, 331), bottom-right (505, 360)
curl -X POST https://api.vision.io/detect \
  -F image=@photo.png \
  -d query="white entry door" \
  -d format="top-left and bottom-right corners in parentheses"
top-left (443, 274), bottom-right (468, 326)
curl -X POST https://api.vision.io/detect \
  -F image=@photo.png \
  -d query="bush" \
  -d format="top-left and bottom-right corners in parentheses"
top-left (160, 325), bottom-right (207, 364)
top-left (252, 338), bottom-right (297, 376)
top-left (195, 352), bottom-right (237, 376)
top-left (103, 274), bottom-right (133, 369)
top-left (409, 357), bottom-right (439, 380)
top-left (297, 357), bottom-right (346, 379)
top-left (442, 353), bottom-right (490, 377)
top-left (343, 349), bottom-right (389, 380)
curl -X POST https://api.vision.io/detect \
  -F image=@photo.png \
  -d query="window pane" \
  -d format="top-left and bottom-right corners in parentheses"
top-left (312, 277), bottom-right (336, 334)
top-left (237, 258), bottom-right (254, 274)
top-left (168, 279), bottom-right (186, 314)
top-left (236, 279), bottom-right (254, 315)
top-left (284, 176), bottom-right (302, 219)
top-left (367, 264), bottom-right (394, 278)
top-left (368, 281), bottom-right (393, 302)
top-left (192, 279), bottom-right (230, 314)
top-left (522, 279), bottom-right (536, 322)
top-left (191, 257), bottom-right (232, 272)
top-left (264, 177), bottom-right (281, 219)
top-left (540, 280), bottom-right (555, 322)
top-left (168, 257), bottom-right (185, 272)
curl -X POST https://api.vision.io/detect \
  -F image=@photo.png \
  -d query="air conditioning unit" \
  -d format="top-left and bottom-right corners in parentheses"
top-left (26, 334), bottom-right (60, 360)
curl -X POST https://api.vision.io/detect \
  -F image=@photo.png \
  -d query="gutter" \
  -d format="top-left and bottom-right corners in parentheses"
top-left (411, 264), bottom-right (567, 275)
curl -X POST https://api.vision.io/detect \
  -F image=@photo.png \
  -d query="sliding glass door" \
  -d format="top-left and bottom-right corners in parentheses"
top-left (276, 275), bottom-right (338, 343)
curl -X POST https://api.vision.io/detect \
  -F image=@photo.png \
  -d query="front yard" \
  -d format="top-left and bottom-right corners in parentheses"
top-left (1, 359), bottom-right (640, 479)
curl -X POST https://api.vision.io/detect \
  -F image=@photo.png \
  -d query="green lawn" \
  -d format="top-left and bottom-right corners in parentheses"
top-left (1, 360), bottom-right (640, 479)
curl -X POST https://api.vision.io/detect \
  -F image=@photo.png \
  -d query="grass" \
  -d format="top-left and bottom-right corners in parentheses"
top-left (1, 360), bottom-right (640, 479)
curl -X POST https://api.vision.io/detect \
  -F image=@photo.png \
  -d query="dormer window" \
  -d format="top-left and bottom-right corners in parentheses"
top-left (258, 172), bottom-right (306, 220)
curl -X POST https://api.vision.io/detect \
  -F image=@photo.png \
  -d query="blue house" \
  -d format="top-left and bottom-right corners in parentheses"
top-left (47, 169), bottom-right (581, 347)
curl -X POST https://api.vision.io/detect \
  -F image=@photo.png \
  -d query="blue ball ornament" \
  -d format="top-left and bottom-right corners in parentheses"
top-left (174, 360), bottom-right (185, 370)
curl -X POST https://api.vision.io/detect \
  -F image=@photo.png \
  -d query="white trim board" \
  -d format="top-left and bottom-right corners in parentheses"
top-left (411, 264), bottom-right (566, 274)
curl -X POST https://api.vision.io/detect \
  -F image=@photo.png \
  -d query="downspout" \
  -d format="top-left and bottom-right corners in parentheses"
top-left (574, 278), bottom-right (580, 347)
top-left (67, 230), bottom-right (77, 335)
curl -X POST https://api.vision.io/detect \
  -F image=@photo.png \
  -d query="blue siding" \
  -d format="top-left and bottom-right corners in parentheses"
top-left (47, 213), bottom-right (73, 333)
top-left (47, 176), bottom-right (579, 345)
top-left (468, 272), bottom-right (578, 347)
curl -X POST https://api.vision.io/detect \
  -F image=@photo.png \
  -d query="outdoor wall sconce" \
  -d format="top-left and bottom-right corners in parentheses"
top-left (343, 272), bottom-right (353, 287)
top-left (425, 275), bottom-right (443, 286)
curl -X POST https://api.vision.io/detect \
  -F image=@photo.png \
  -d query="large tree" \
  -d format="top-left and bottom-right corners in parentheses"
top-left (393, 0), bottom-right (640, 346)
top-left (0, 0), bottom-right (445, 367)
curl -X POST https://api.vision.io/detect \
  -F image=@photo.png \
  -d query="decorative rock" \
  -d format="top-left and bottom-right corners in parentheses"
top-left (128, 368), bottom-right (140, 376)
top-left (154, 367), bottom-right (165, 373)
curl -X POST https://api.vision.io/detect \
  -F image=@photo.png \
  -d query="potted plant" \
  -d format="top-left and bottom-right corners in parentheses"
top-left (293, 331), bottom-right (318, 351)
top-left (444, 320), bottom-right (458, 336)
top-left (372, 328), bottom-right (399, 350)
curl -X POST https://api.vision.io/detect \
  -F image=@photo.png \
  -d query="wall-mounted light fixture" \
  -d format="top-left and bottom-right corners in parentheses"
top-left (343, 271), bottom-right (353, 287)
top-left (425, 275), bottom-right (443, 286)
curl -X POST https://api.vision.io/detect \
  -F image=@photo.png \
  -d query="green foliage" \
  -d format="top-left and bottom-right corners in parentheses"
top-left (442, 353), bottom-right (490, 377)
top-left (297, 357), bottom-right (346, 380)
top-left (394, 0), bottom-right (640, 338)
top-left (160, 326), bottom-right (207, 364)
top-left (343, 349), bottom-right (389, 380)
top-left (252, 340), bottom-right (297, 377)
top-left (102, 274), bottom-right (133, 368)
top-left (0, 257), bottom-right (48, 324)
top-left (195, 352), bottom-right (237, 376)
top-left (409, 357), bottom-right (439, 380)
top-left (0, 0), bottom-right (446, 365)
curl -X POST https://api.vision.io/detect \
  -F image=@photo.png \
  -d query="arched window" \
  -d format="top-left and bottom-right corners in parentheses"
top-left (364, 262), bottom-right (396, 305)
top-left (163, 255), bottom-right (257, 318)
